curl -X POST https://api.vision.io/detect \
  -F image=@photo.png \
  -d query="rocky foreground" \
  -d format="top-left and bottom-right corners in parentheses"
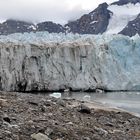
top-left (0, 92), bottom-right (140, 140)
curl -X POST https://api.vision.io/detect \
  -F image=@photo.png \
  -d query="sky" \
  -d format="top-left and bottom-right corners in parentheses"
top-left (0, 0), bottom-right (116, 24)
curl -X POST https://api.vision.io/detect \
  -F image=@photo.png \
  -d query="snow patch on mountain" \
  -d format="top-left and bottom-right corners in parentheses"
top-left (90, 21), bottom-right (98, 24)
top-left (106, 3), bottom-right (140, 34)
top-left (27, 25), bottom-right (37, 30)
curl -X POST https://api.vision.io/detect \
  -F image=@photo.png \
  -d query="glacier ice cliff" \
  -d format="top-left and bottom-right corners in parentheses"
top-left (0, 32), bottom-right (140, 92)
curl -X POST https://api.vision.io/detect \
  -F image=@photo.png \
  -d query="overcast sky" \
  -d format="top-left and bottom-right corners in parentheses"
top-left (0, 0), bottom-right (116, 24)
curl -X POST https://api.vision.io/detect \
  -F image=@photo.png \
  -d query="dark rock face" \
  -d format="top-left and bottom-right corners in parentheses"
top-left (0, 20), bottom-right (65, 35)
top-left (119, 14), bottom-right (140, 36)
top-left (111, 0), bottom-right (140, 5)
top-left (36, 21), bottom-right (65, 33)
top-left (0, 19), bottom-right (36, 35)
top-left (65, 3), bottom-right (112, 34)
top-left (77, 104), bottom-right (91, 114)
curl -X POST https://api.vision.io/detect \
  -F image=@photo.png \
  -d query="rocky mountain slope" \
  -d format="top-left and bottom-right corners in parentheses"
top-left (0, 20), bottom-right (65, 35)
top-left (119, 13), bottom-right (140, 36)
top-left (0, 19), bottom-right (36, 35)
top-left (65, 3), bottom-right (112, 34)
top-left (1, 32), bottom-right (140, 92)
top-left (68, 0), bottom-right (140, 36)
top-left (36, 21), bottom-right (65, 33)
top-left (111, 0), bottom-right (140, 5)
top-left (0, 0), bottom-right (140, 36)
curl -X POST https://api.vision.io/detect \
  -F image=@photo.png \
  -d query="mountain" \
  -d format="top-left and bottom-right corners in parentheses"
top-left (105, 1), bottom-right (140, 35)
top-left (0, 19), bottom-right (36, 35)
top-left (111, 0), bottom-right (140, 5)
top-left (119, 13), bottom-right (140, 36)
top-left (65, 3), bottom-right (112, 34)
top-left (0, 0), bottom-right (140, 36)
top-left (36, 21), bottom-right (65, 33)
top-left (0, 20), bottom-right (65, 35)
top-left (66, 0), bottom-right (140, 36)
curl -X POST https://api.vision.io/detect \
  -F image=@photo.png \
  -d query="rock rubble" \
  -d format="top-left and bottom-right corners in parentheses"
top-left (0, 92), bottom-right (140, 140)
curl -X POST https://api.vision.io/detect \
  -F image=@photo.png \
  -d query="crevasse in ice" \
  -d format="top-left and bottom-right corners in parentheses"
top-left (0, 32), bottom-right (140, 91)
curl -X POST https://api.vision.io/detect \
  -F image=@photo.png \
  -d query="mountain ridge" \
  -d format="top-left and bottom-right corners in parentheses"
top-left (65, 3), bottom-right (112, 34)
top-left (0, 0), bottom-right (140, 36)
top-left (111, 0), bottom-right (140, 5)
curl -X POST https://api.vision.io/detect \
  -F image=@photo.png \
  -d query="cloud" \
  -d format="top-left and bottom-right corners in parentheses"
top-left (0, 0), bottom-right (116, 24)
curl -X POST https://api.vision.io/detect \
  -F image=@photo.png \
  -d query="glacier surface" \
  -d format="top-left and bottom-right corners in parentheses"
top-left (0, 32), bottom-right (140, 91)
top-left (106, 3), bottom-right (140, 34)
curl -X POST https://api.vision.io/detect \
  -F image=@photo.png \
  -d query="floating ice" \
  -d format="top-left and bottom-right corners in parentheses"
top-left (83, 95), bottom-right (91, 101)
top-left (49, 92), bottom-right (62, 98)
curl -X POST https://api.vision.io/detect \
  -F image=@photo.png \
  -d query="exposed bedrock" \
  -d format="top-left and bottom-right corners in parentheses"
top-left (0, 33), bottom-right (140, 92)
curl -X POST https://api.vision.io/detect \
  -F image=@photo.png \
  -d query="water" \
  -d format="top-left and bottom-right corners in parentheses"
top-left (60, 92), bottom-right (140, 115)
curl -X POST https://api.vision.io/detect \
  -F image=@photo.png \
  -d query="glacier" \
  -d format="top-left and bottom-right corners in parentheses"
top-left (106, 3), bottom-right (140, 34)
top-left (0, 32), bottom-right (140, 92)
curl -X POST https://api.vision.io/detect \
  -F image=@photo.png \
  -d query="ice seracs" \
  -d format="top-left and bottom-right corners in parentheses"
top-left (1, 32), bottom-right (140, 92)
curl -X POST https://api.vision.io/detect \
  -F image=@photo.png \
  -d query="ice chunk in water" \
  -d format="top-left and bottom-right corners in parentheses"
top-left (49, 92), bottom-right (62, 98)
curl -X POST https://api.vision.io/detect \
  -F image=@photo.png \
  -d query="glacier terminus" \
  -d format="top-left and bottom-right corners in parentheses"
top-left (0, 32), bottom-right (140, 92)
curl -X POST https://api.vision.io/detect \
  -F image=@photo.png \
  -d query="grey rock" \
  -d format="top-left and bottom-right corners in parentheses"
top-left (0, 99), bottom-right (8, 107)
top-left (98, 116), bottom-right (114, 127)
top-left (31, 133), bottom-right (52, 140)
top-left (3, 115), bottom-right (11, 124)
top-left (66, 122), bottom-right (73, 125)
top-left (82, 137), bottom-right (91, 140)
top-left (94, 126), bottom-right (108, 136)
top-left (119, 14), bottom-right (140, 37)
top-left (45, 128), bottom-right (53, 136)
top-left (28, 101), bottom-right (39, 106)
top-left (40, 105), bottom-right (47, 112)
top-left (56, 99), bottom-right (66, 107)
top-left (77, 104), bottom-right (91, 114)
